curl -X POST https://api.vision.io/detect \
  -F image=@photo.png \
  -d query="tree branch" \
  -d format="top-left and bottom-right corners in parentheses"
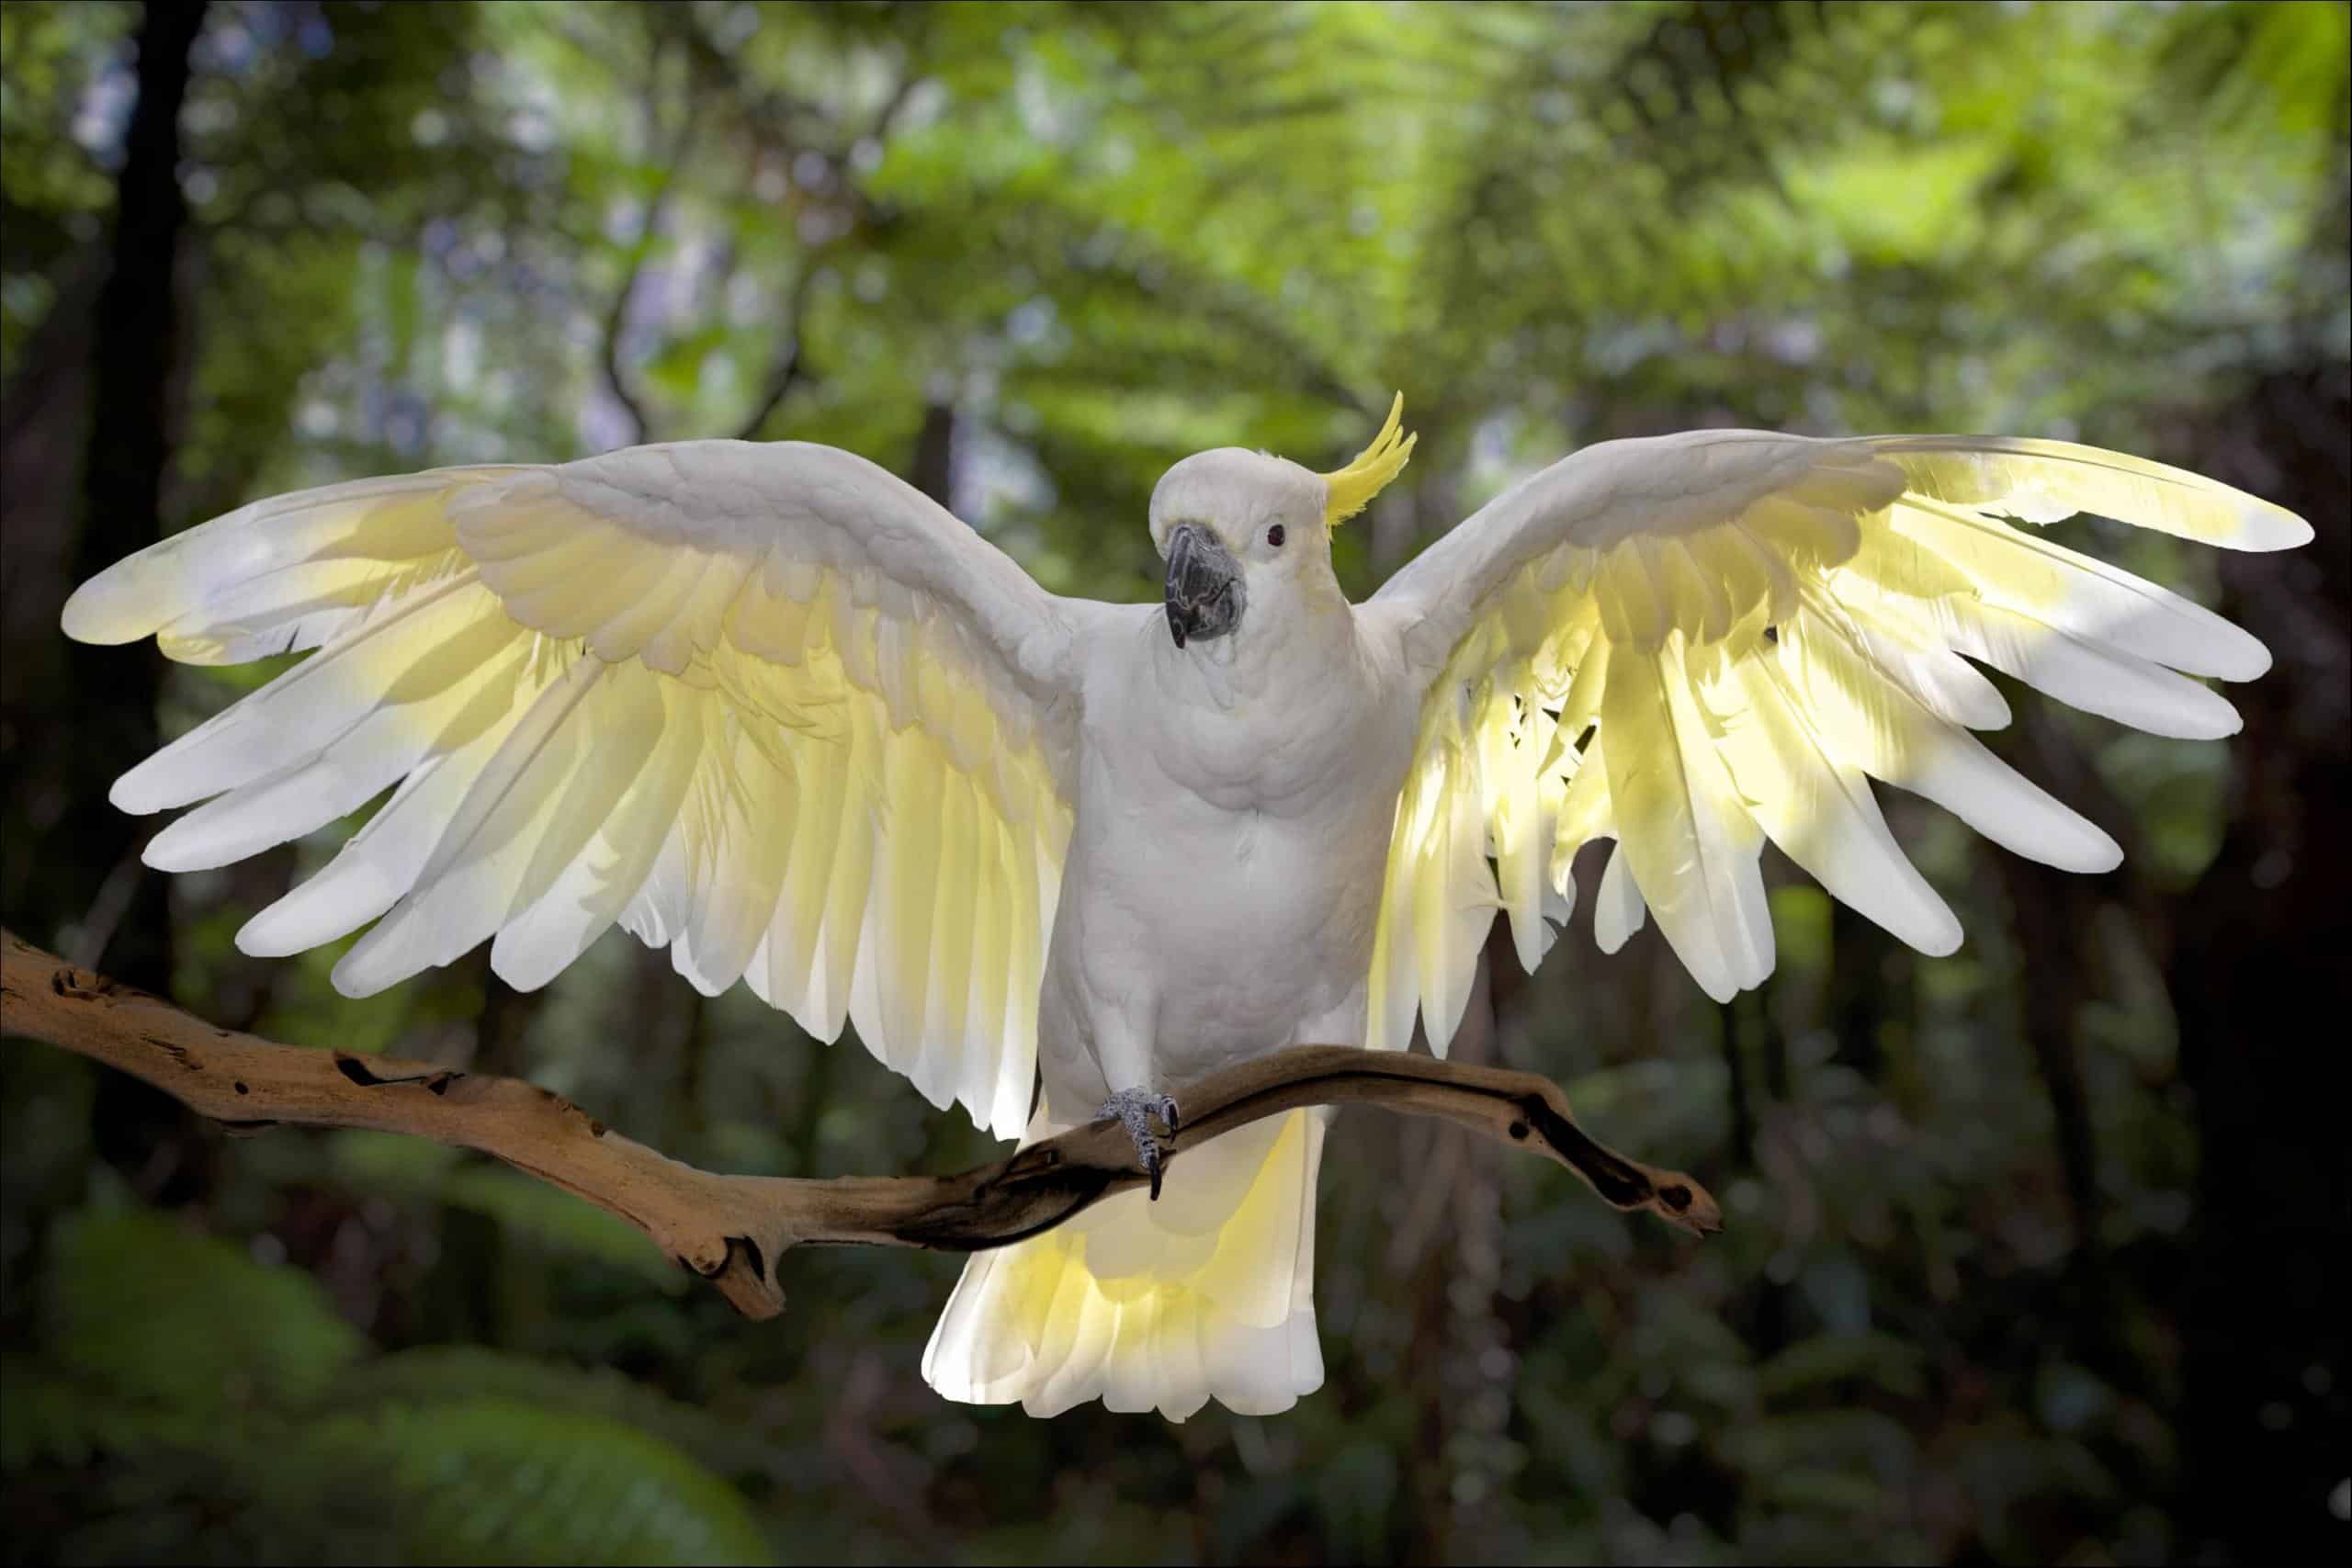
top-left (598, 41), bottom-right (705, 447)
top-left (729, 62), bottom-right (923, 444)
top-left (731, 258), bottom-right (819, 441)
top-left (0, 930), bottom-right (1719, 1320)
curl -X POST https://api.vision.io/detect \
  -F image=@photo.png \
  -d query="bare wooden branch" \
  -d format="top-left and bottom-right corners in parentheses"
top-left (0, 930), bottom-right (1718, 1320)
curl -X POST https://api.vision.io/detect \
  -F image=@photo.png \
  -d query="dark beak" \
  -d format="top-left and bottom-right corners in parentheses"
top-left (1163, 524), bottom-right (1244, 649)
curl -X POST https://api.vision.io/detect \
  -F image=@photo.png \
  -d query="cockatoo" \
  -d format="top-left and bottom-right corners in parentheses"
top-left (62, 398), bottom-right (2309, 1421)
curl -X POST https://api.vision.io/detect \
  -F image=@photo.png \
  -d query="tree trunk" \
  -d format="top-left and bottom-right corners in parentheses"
top-left (2169, 362), bottom-right (2350, 1561)
top-left (910, 400), bottom-right (956, 506)
top-left (62, 0), bottom-right (209, 1204)
top-left (58, 0), bottom-right (207, 994)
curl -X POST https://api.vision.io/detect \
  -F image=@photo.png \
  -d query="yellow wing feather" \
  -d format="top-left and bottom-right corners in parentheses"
top-left (63, 443), bottom-right (1079, 1139)
top-left (1368, 431), bottom-right (2306, 1036)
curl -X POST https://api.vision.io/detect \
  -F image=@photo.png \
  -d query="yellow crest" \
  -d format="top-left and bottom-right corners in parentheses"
top-left (1319, 392), bottom-right (1417, 529)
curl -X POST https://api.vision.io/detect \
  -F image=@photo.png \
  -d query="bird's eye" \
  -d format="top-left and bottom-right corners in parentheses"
top-left (1266, 525), bottom-right (1286, 548)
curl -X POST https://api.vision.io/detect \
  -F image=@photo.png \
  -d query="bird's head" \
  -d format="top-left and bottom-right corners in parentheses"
top-left (1148, 395), bottom-right (1416, 649)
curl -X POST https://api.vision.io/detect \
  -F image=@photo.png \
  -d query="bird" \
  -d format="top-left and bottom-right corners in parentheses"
top-left (62, 396), bottom-right (2310, 1421)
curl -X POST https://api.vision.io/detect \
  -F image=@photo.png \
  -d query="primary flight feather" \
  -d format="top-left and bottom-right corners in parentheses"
top-left (63, 399), bottom-right (2310, 1420)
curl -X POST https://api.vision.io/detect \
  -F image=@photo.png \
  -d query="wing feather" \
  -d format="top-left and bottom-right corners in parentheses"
top-left (1592, 841), bottom-right (1646, 954)
top-left (1598, 636), bottom-right (1773, 1001)
top-left (1365, 428), bottom-right (2301, 1036)
top-left (494, 679), bottom-right (703, 991)
top-left (66, 440), bottom-right (1085, 1138)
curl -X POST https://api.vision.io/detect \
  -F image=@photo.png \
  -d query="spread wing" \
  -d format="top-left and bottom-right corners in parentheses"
top-left (64, 439), bottom-right (1095, 1137)
top-left (1361, 431), bottom-right (2312, 1053)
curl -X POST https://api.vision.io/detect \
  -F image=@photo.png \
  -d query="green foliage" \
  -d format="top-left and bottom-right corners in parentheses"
top-left (301, 1399), bottom-right (772, 1566)
top-left (323, 1134), bottom-right (685, 1292)
top-left (6, 1202), bottom-right (772, 1565)
top-left (42, 1204), bottom-right (364, 1417)
top-left (0, 0), bottom-right (130, 371)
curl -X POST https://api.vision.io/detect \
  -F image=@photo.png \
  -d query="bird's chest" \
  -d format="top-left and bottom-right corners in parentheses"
top-left (1076, 633), bottom-right (1409, 881)
top-left (1047, 634), bottom-right (1416, 1074)
top-left (1104, 609), bottom-right (1402, 810)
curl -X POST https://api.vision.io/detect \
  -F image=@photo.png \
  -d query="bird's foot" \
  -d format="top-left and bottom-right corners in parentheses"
top-left (1095, 1088), bottom-right (1182, 1200)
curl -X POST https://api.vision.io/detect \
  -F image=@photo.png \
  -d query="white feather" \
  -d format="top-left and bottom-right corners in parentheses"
top-left (74, 440), bottom-right (1082, 1140)
top-left (1369, 427), bottom-right (2293, 1013)
top-left (1593, 840), bottom-right (1646, 953)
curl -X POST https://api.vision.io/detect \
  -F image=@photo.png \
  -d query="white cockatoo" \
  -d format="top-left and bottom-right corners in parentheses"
top-left (63, 398), bottom-right (2309, 1420)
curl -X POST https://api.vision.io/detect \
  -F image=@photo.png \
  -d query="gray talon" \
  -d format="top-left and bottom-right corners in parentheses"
top-left (1096, 1087), bottom-right (1181, 1201)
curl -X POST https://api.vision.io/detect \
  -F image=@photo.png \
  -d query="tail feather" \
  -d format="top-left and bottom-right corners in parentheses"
top-left (923, 1107), bottom-right (1326, 1421)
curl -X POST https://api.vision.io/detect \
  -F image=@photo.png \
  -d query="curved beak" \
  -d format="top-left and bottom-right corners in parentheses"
top-left (1163, 524), bottom-right (1244, 649)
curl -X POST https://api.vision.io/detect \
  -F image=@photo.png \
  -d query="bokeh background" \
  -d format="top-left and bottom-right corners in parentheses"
top-left (3, 2), bottom-right (2346, 1562)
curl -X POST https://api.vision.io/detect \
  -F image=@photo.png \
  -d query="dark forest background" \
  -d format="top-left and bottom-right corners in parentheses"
top-left (2, 3), bottom-right (2346, 1562)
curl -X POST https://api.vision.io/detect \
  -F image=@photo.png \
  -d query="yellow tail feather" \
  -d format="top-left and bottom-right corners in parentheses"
top-left (922, 1108), bottom-right (1326, 1421)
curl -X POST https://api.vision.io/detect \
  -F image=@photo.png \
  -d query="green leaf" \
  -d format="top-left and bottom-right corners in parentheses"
top-left (327, 1348), bottom-right (763, 1478)
top-left (326, 1131), bottom-right (684, 1289)
top-left (308, 1395), bottom-right (776, 1565)
top-left (43, 1205), bottom-right (365, 1417)
top-left (1756, 1331), bottom-right (1928, 1402)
